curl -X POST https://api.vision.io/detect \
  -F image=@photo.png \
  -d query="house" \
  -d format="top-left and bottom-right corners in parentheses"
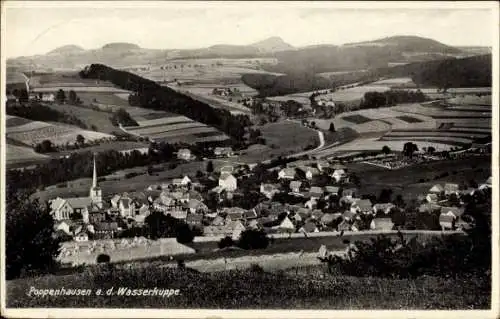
top-left (186, 213), bottom-right (203, 227)
top-left (93, 222), bottom-right (118, 240)
top-left (444, 183), bottom-right (460, 196)
top-left (172, 176), bottom-right (191, 187)
top-left (370, 218), bottom-right (394, 231)
top-left (316, 160), bottom-right (330, 172)
top-left (324, 186), bottom-right (340, 196)
top-left (426, 193), bottom-right (439, 203)
top-left (332, 169), bottom-right (346, 182)
top-left (299, 166), bottom-right (320, 180)
top-left (273, 216), bottom-right (296, 232)
top-left (54, 220), bottom-right (72, 235)
top-left (308, 186), bottom-right (324, 200)
top-left (50, 197), bottom-right (92, 221)
top-left (260, 183), bottom-right (279, 199)
top-left (185, 199), bottom-right (208, 214)
top-left (177, 148), bottom-right (193, 161)
top-left (118, 196), bottom-right (135, 218)
top-left (342, 188), bottom-right (357, 199)
top-left (342, 211), bottom-right (356, 221)
top-left (299, 222), bottom-right (319, 233)
top-left (231, 221), bottom-right (247, 240)
top-left (439, 214), bottom-right (455, 230)
top-left (350, 199), bottom-right (373, 214)
top-left (223, 207), bottom-right (246, 221)
top-left (304, 198), bottom-right (317, 210)
top-left (440, 206), bottom-right (465, 219)
top-left (321, 213), bottom-right (341, 226)
top-left (351, 220), bottom-right (362, 232)
top-left (337, 220), bottom-right (351, 232)
top-left (243, 209), bottom-right (258, 220)
top-left (278, 168), bottom-right (296, 180)
top-left (219, 173), bottom-right (237, 191)
top-left (373, 203), bottom-right (395, 215)
top-left (247, 219), bottom-right (263, 230)
top-left (479, 176), bottom-right (492, 190)
top-left (311, 209), bottom-right (324, 220)
top-left (203, 225), bottom-right (233, 237)
top-left (428, 184), bottom-right (444, 194)
top-left (40, 93), bottom-right (55, 102)
top-left (89, 210), bottom-right (106, 224)
top-left (220, 165), bottom-right (234, 174)
top-left (211, 215), bottom-right (228, 226)
top-left (289, 181), bottom-right (302, 193)
top-left (214, 147), bottom-right (234, 158)
top-left (418, 203), bottom-right (442, 214)
top-left (74, 231), bottom-right (89, 242)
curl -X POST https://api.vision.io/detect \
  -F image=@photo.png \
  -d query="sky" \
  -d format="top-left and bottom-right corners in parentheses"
top-left (4, 2), bottom-right (498, 58)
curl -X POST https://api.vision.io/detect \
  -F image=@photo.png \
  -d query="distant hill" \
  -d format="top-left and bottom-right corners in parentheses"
top-left (47, 45), bottom-right (85, 55)
top-left (344, 35), bottom-right (463, 54)
top-left (250, 37), bottom-right (295, 53)
top-left (101, 42), bottom-right (141, 50)
top-left (243, 54), bottom-right (492, 97)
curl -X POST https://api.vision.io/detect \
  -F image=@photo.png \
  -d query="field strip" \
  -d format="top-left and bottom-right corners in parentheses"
top-left (127, 122), bottom-right (206, 135)
top-left (380, 136), bottom-right (472, 145)
top-left (136, 116), bottom-right (192, 127)
top-left (6, 121), bottom-right (52, 133)
top-left (132, 123), bottom-right (209, 136)
top-left (126, 120), bottom-right (193, 130)
top-left (385, 131), bottom-right (489, 138)
top-left (149, 126), bottom-right (220, 139)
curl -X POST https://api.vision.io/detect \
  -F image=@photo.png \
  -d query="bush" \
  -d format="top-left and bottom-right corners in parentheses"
top-left (96, 254), bottom-right (110, 264)
top-left (176, 223), bottom-right (195, 244)
top-left (237, 229), bottom-right (270, 250)
top-left (218, 236), bottom-right (234, 249)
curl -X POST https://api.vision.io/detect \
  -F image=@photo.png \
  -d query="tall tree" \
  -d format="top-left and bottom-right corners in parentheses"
top-left (56, 89), bottom-right (66, 104)
top-left (6, 195), bottom-right (61, 279)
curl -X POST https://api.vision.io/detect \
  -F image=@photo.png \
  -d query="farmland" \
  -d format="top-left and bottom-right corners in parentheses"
top-left (6, 115), bottom-right (114, 147)
top-left (238, 121), bottom-right (318, 162)
top-left (123, 114), bottom-right (229, 144)
top-left (6, 145), bottom-right (50, 165)
top-left (43, 103), bottom-right (117, 134)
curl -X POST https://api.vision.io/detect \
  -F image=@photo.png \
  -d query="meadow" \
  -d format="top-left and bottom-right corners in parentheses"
top-left (6, 263), bottom-right (489, 309)
top-left (6, 115), bottom-right (114, 147)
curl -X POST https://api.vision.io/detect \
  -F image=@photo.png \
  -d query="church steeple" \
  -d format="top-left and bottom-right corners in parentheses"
top-left (89, 153), bottom-right (102, 208)
top-left (92, 153), bottom-right (98, 188)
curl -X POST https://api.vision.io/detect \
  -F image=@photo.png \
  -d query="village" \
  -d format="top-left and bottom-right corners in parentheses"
top-left (50, 145), bottom-right (492, 245)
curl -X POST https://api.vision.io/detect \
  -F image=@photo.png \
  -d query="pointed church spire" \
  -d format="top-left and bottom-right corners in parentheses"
top-left (92, 152), bottom-right (97, 188)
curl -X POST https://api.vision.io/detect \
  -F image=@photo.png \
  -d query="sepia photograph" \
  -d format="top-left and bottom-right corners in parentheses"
top-left (1, 1), bottom-right (498, 318)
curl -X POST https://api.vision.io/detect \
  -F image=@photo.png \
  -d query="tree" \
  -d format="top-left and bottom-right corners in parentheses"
top-left (175, 223), bottom-right (195, 244)
top-left (56, 89), bottom-right (66, 104)
top-left (76, 134), bottom-right (85, 146)
top-left (206, 160), bottom-right (214, 173)
top-left (6, 196), bottom-right (61, 279)
top-left (68, 90), bottom-right (77, 104)
top-left (382, 145), bottom-right (391, 154)
top-left (237, 229), bottom-right (270, 250)
top-left (426, 146), bottom-right (436, 155)
top-left (329, 123), bottom-right (335, 132)
top-left (403, 142), bottom-right (419, 158)
top-left (35, 139), bottom-right (55, 153)
top-left (218, 236), bottom-right (234, 249)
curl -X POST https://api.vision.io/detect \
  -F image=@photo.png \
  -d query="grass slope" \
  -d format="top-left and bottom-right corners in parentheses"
top-left (6, 265), bottom-right (489, 309)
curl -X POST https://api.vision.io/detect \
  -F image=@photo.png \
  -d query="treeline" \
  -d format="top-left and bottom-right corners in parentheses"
top-left (7, 103), bottom-right (87, 129)
top-left (360, 90), bottom-right (427, 109)
top-left (6, 140), bottom-right (223, 199)
top-left (79, 64), bottom-right (251, 141)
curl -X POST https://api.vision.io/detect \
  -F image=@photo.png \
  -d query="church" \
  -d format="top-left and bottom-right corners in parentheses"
top-left (50, 154), bottom-right (103, 222)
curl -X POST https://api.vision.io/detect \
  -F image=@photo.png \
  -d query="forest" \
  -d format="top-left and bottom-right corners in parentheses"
top-left (79, 64), bottom-right (251, 141)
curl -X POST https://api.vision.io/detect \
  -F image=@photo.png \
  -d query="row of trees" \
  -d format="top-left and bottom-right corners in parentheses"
top-left (6, 103), bottom-right (87, 129)
top-left (55, 89), bottom-right (82, 105)
top-left (359, 90), bottom-right (427, 109)
top-left (80, 64), bottom-right (251, 141)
